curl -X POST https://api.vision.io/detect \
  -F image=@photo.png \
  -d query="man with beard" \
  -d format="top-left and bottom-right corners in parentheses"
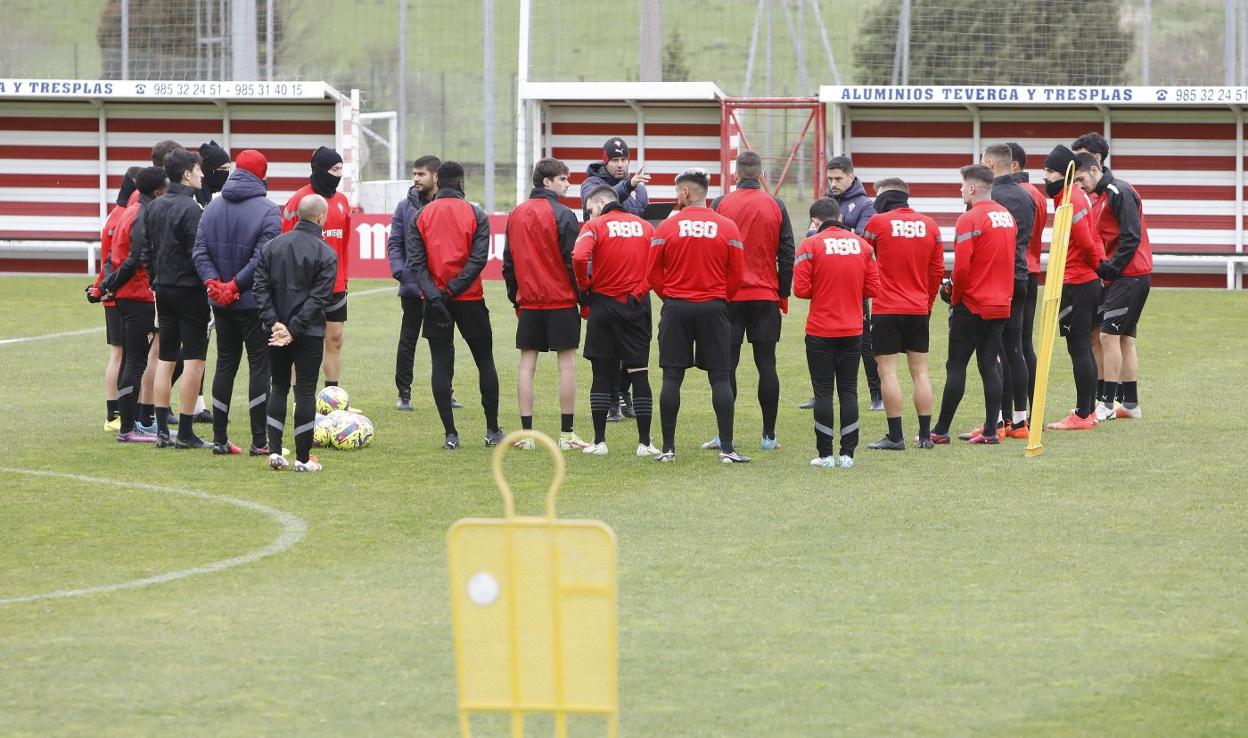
top-left (579, 137), bottom-right (650, 218)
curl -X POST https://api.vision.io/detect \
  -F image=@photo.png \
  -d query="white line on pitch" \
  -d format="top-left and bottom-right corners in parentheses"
top-left (0, 467), bottom-right (308, 606)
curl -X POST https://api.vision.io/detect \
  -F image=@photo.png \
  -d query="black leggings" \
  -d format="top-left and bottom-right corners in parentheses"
top-left (211, 307), bottom-right (269, 448)
top-left (659, 365), bottom-right (735, 454)
top-left (1001, 279), bottom-right (1030, 414)
top-left (1066, 333), bottom-right (1098, 417)
top-left (730, 340), bottom-right (780, 439)
top-left (395, 296), bottom-right (454, 397)
top-left (1022, 274), bottom-right (1039, 405)
top-left (805, 335), bottom-right (861, 458)
top-left (115, 299), bottom-right (155, 433)
top-left (429, 333), bottom-right (498, 436)
top-left (267, 334), bottom-right (323, 463)
top-left (934, 308), bottom-right (1005, 436)
top-left (861, 300), bottom-right (881, 396)
top-left (591, 359), bottom-right (652, 445)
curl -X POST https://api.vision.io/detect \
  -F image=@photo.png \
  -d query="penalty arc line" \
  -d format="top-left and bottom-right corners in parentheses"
top-left (0, 467), bottom-right (308, 606)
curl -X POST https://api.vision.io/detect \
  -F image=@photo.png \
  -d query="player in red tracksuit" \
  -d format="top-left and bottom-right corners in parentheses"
top-left (1075, 154), bottom-right (1152, 423)
top-left (646, 167), bottom-right (748, 464)
top-left (860, 178), bottom-right (943, 451)
top-left (705, 150), bottom-right (794, 451)
top-left (502, 158), bottom-right (588, 450)
top-left (1041, 146), bottom-right (1107, 431)
top-left (90, 167), bottom-right (141, 430)
top-left (406, 161), bottom-right (503, 450)
top-left (573, 185), bottom-right (657, 456)
top-left (1008, 142), bottom-right (1048, 408)
top-left (794, 197), bottom-right (881, 468)
top-left (282, 146), bottom-right (351, 390)
top-left (930, 165), bottom-right (1016, 446)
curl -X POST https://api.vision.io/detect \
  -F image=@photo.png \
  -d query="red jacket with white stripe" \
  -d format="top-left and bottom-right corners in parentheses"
top-left (647, 205), bottom-right (745, 302)
top-left (1089, 170), bottom-right (1153, 278)
top-left (502, 188), bottom-right (581, 310)
top-left (573, 204), bottom-right (653, 301)
top-left (862, 207), bottom-right (943, 315)
top-left (793, 221), bottom-right (881, 338)
top-left (408, 189), bottom-right (492, 302)
top-left (710, 180), bottom-right (795, 302)
top-left (1054, 186), bottom-right (1106, 285)
top-left (107, 201), bottom-right (154, 302)
top-left (282, 185), bottom-right (352, 293)
top-left (952, 200), bottom-right (1015, 320)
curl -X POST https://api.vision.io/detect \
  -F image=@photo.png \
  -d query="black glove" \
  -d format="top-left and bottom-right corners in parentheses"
top-left (85, 284), bottom-right (102, 303)
top-left (428, 297), bottom-right (453, 328)
top-left (939, 276), bottom-right (953, 305)
top-left (1095, 260), bottom-right (1119, 281)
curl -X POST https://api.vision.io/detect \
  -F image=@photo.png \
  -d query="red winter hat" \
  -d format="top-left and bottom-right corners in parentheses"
top-left (235, 149), bottom-right (268, 180)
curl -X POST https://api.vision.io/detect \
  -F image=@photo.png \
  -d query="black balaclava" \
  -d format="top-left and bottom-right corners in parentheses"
top-left (310, 146), bottom-right (344, 198)
top-left (873, 189), bottom-right (909, 214)
top-left (199, 140), bottom-right (231, 195)
top-left (116, 167), bottom-right (141, 206)
top-left (1045, 179), bottom-right (1065, 197)
top-left (1043, 145), bottom-right (1077, 198)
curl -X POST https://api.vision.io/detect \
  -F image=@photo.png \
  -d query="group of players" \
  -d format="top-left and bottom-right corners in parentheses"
top-left (90, 130), bottom-right (1150, 469)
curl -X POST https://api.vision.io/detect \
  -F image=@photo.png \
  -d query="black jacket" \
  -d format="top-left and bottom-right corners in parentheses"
top-left (142, 182), bottom-right (205, 289)
top-left (253, 219), bottom-right (339, 339)
top-left (990, 174), bottom-right (1035, 281)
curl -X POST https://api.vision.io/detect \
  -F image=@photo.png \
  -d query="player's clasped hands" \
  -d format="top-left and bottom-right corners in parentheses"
top-left (268, 321), bottom-right (292, 347)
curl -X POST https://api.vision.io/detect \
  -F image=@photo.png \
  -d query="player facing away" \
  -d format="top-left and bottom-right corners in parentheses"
top-left (1075, 154), bottom-right (1152, 422)
top-left (90, 167), bottom-right (141, 432)
top-left (795, 198), bottom-right (881, 468)
top-left (503, 158), bottom-right (589, 450)
top-left (647, 168), bottom-right (748, 464)
top-left (1042, 147), bottom-right (1107, 431)
top-left (407, 161), bottom-right (504, 450)
top-left (861, 179), bottom-right (943, 451)
top-left (282, 146), bottom-right (351, 391)
top-left (573, 185), bottom-right (658, 457)
top-left (929, 165), bottom-right (1016, 446)
top-left (1008, 141), bottom-right (1048, 408)
top-left (701, 150), bottom-right (795, 452)
top-left (254, 194), bottom-right (338, 472)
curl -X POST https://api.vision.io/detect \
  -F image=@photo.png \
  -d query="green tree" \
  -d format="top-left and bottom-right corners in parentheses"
top-left (664, 29), bottom-right (691, 82)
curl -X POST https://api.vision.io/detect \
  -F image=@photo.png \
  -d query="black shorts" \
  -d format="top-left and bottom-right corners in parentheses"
top-left (948, 303), bottom-right (1006, 346)
top-left (583, 294), bottom-right (652, 367)
top-left (104, 305), bottom-right (123, 346)
top-left (155, 285), bottom-right (210, 361)
top-left (516, 307), bottom-right (581, 352)
top-left (729, 299), bottom-right (782, 344)
top-left (423, 299), bottom-right (492, 342)
top-left (1101, 274), bottom-right (1150, 337)
top-left (657, 298), bottom-right (731, 371)
top-left (325, 291), bottom-right (348, 322)
top-left (1059, 279), bottom-right (1102, 337)
top-left (871, 313), bottom-right (930, 354)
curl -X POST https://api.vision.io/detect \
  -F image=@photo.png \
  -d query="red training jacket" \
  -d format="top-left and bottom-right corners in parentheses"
top-left (862, 207), bottom-right (943, 315)
top-left (95, 205), bottom-right (130, 307)
top-left (710, 181), bottom-right (795, 302)
top-left (573, 206), bottom-right (653, 301)
top-left (282, 185), bottom-right (352, 293)
top-left (647, 205), bottom-right (745, 302)
top-left (502, 189), bottom-right (580, 310)
top-left (411, 192), bottom-right (491, 302)
top-left (108, 203), bottom-right (154, 302)
top-left (1054, 186), bottom-right (1106, 285)
top-left (1090, 173), bottom-right (1153, 277)
top-left (952, 200), bottom-right (1015, 320)
top-left (793, 222), bottom-right (881, 338)
top-left (1020, 180), bottom-right (1047, 274)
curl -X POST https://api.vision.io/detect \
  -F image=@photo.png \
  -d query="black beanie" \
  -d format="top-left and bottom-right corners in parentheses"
top-left (1044, 145), bottom-right (1077, 174)
top-left (603, 137), bottom-right (629, 161)
top-left (198, 141), bottom-right (231, 197)
top-left (310, 146), bottom-right (343, 198)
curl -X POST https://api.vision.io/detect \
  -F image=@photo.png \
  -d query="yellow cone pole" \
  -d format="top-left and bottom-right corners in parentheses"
top-left (1026, 162), bottom-right (1077, 457)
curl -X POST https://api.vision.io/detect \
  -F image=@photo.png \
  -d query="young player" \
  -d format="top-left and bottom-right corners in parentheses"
top-left (1075, 153), bottom-right (1152, 421)
top-left (90, 167), bottom-right (140, 431)
top-left (826, 155), bottom-right (882, 411)
top-left (1008, 142), bottom-right (1047, 407)
top-left (192, 149), bottom-right (280, 455)
top-left (1041, 147), bottom-right (1106, 430)
top-left (794, 198), bottom-right (881, 468)
top-left (407, 161), bottom-right (504, 450)
top-left (580, 137), bottom-right (651, 218)
top-left (647, 168), bottom-right (748, 464)
top-left (1072, 132), bottom-right (1111, 401)
top-left (697, 150), bottom-right (794, 451)
top-left (282, 147), bottom-right (351, 390)
top-left (573, 185), bottom-right (657, 457)
top-left (503, 158), bottom-right (588, 450)
top-left (254, 194), bottom-right (338, 472)
top-left (929, 165), bottom-right (1016, 446)
top-left (861, 179), bottom-right (943, 451)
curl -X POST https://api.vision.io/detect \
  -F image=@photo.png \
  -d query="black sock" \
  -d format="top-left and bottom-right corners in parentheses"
top-left (1097, 379), bottom-right (1105, 402)
top-left (521, 415), bottom-right (533, 431)
top-left (918, 414), bottom-right (931, 439)
top-left (590, 362), bottom-right (612, 445)
top-left (106, 400), bottom-right (118, 421)
top-left (886, 416), bottom-right (902, 442)
top-left (631, 370), bottom-right (653, 447)
top-left (156, 407), bottom-right (171, 436)
top-left (139, 403), bottom-right (154, 425)
top-left (560, 413), bottom-right (574, 434)
top-left (178, 413), bottom-right (194, 440)
top-left (1123, 381), bottom-right (1138, 406)
top-left (324, 379), bottom-right (338, 388)
top-left (1102, 381), bottom-right (1118, 407)
top-left (1115, 384), bottom-right (1125, 403)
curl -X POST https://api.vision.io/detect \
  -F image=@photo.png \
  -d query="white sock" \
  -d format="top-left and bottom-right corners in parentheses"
top-left (1013, 410), bottom-right (1028, 424)
top-left (194, 395), bottom-right (206, 413)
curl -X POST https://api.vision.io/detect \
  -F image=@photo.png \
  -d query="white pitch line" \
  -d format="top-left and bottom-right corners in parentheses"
top-left (0, 467), bottom-right (308, 606)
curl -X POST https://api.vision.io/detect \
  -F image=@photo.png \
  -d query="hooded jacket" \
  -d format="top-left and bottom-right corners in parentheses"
top-left (831, 176), bottom-right (875, 235)
top-left (407, 188), bottom-right (492, 302)
top-left (990, 173), bottom-right (1036, 281)
top-left (142, 181), bottom-right (204, 289)
top-left (192, 169), bottom-right (281, 310)
top-left (580, 162), bottom-right (649, 218)
top-left (387, 185), bottom-right (433, 299)
top-left (1013, 172), bottom-right (1049, 275)
top-left (253, 219), bottom-right (339, 339)
top-left (710, 179), bottom-right (795, 302)
top-left (1090, 168), bottom-right (1153, 279)
top-left (503, 188), bottom-right (581, 310)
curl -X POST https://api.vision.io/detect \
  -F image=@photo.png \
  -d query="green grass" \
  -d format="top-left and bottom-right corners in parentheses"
top-left (1, 276), bottom-right (1246, 737)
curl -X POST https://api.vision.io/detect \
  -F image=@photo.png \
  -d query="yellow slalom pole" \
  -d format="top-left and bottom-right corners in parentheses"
top-left (1026, 162), bottom-right (1077, 457)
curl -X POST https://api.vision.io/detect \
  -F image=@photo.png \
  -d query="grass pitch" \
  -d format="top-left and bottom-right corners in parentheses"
top-left (1, 276), bottom-right (1245, 737)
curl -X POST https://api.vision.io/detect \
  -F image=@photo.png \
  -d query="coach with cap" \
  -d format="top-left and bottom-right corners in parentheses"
top-left (580, 137), bottom-right (650, 218)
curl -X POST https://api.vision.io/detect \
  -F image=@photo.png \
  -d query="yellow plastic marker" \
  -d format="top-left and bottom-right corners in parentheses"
top-left (448, 430), bottom-right (619, 737)
top-left (1026, 161), bottom-right (1077, 457)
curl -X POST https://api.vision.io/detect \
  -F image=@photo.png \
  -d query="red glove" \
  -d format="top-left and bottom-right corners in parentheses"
top-left (580, 304), bottom-right (591, 319)
top-left (221, 280), bottom-right (241, 305)
top-left (779, 296), bottom-right (789, 315)
top-left (204, 279), bottom-right (224, 303)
